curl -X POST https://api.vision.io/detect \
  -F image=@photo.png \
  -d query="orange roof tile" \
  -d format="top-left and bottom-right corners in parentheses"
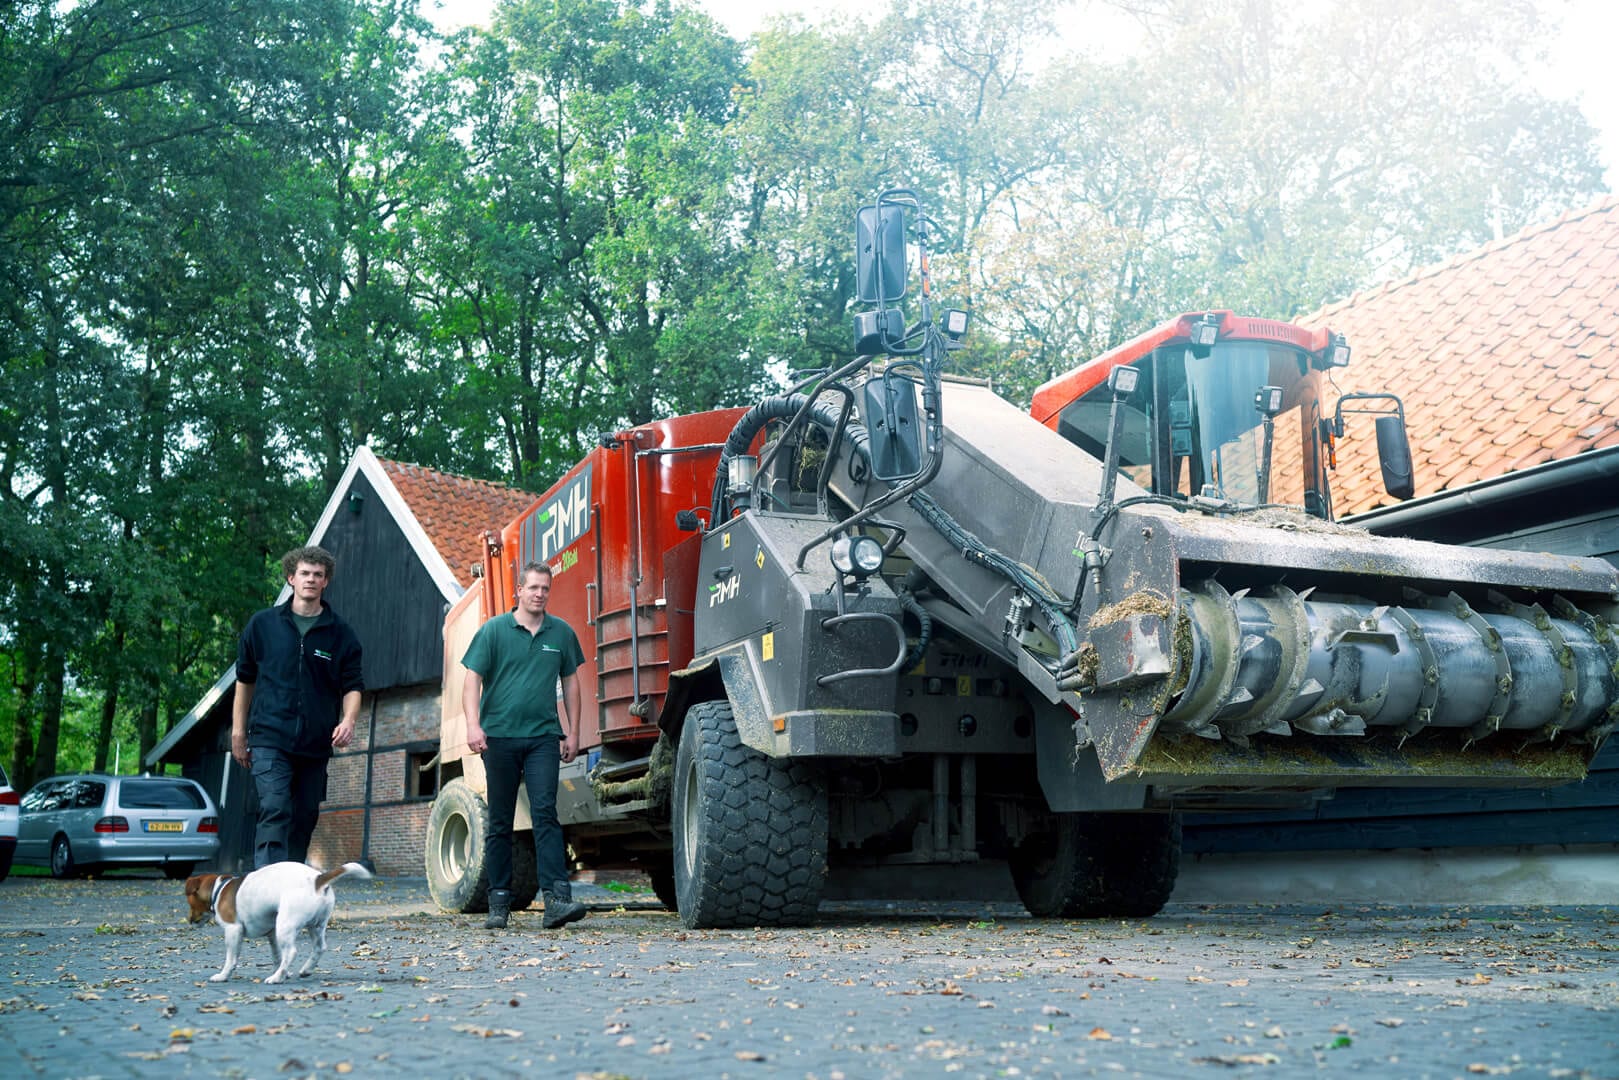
top-left (1304, 196), bottom-right (1619, 516)
top-left (378, 460), bottom-right (535, 588)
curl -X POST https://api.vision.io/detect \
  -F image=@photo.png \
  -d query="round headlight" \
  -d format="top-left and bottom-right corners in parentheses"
top-left (831, 534), bottom-right (885, 578)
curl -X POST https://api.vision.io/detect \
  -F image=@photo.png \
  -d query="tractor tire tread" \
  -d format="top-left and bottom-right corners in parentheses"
top-left (675, 700), bottom-right (827, 929)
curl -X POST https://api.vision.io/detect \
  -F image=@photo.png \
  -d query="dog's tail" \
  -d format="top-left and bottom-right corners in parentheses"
top-left (314, 862), bottom-right (374, 891)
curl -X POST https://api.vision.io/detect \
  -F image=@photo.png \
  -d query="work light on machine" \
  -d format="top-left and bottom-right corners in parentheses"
top-left (830, 534), bottom-right (885, 578)
top-left (1107, 364), bottom-right (1140, 399)
top-left (1189, 313), bottom-right (1221, 347)
top-left (1326, 332), bottom-right (1351, 367)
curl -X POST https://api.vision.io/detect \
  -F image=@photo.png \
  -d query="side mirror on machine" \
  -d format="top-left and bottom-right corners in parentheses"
top-left (862, 371), bottom-right (925, 481)
top-left (1333, 392), bottom-right (1415, 501)
top-left (855, 202), bottom-right (908, 305)
top-left (1375, 414), bottom-right (1415, 500)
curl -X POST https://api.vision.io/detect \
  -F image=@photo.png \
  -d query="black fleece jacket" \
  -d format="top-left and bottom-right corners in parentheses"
top-left (237, 600), bottom-right (364, 757)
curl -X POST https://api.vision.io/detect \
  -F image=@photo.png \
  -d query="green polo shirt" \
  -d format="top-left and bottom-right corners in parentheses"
top-left (461, 612), bottom-right (585, 738)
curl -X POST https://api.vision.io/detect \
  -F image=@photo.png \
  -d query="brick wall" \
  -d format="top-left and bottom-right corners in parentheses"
top-left (309, 683), bottom-right (441, 876)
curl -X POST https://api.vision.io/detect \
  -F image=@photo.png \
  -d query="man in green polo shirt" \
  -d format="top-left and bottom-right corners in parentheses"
top-left (462, 561), bottom-right (588, 930)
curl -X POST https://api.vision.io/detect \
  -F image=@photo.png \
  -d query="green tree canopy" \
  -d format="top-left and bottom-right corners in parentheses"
top-left (0, 0), bottom-right (1605, 784)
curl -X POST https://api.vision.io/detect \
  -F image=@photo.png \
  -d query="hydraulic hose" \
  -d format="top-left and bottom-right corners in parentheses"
top-left (908, 490), bottom-right (1079, 657)
top-left (896, 568), bottom-right (936, 673)
top-left (711, 394), bottom-right (869, 522)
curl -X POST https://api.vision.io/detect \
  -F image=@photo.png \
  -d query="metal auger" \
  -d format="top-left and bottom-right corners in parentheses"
top-left (1162, 579), bottom-right (1619, 745)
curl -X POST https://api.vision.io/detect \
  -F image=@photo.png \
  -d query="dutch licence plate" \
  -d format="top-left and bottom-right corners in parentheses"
top-left (145, 821), bottom-right (183, 832)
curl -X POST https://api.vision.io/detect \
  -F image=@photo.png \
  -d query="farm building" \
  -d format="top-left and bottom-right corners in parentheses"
top-left (146, 449), bottom-right (534, 874)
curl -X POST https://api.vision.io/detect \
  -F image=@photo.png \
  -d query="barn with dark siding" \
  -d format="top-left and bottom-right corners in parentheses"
top-left (146, 448), bottom-right (535, 874)
top-left (1183, 197), bottom-right (1619, 862)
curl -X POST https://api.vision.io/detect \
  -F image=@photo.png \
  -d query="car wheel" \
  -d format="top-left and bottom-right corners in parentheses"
top-left (164, 863), bottom-right (194, 880)
top-left (0, 848), bottom-right (12, 883)
top-left (50, 835), bottom-right (77, 879)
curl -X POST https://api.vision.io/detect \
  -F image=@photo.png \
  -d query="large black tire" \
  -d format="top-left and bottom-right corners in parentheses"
top-left (0, 846), bottom-right (11, 883)
top-left (510, 830), bottom-right (539, 912)
top-left (648, 862), bottom-right (678, 913)
top-left (426, 778), bottom-right (491, 913)
top-left (50, 835), bottom-right (78, 880)
top-left (672, 700), bottom-right (827, 929)
top-left (1010, 812), bottom-right (1181, 919)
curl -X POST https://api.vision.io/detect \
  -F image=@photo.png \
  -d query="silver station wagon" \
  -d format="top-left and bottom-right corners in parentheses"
top-left (16, 773), bottom-right (220, 879)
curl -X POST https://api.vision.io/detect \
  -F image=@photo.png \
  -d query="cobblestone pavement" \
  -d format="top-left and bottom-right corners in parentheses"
top-left (1, 872), bottom-right (1615, 1079)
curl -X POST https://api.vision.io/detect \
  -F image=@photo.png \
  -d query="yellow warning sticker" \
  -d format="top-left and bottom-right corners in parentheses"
top-left (762, 632), bottom-right (775, 661)
top-left (723, 532), bottom-right (732, 549)
top-left (755, 546), bottom-right (765, 569)
top-left (957, 675), bottom-right (973, 696)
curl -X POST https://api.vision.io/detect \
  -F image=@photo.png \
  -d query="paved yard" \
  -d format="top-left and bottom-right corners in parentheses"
top-left (1, 872), bottom-right (1615, 1078)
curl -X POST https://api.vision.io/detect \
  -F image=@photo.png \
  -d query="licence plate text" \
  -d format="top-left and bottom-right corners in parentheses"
top-left (145, 821), bottom-right (183, 832)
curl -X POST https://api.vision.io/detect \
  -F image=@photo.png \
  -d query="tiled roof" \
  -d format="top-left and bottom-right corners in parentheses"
top-left (1301, 196), bottom-right (1619, 517)
top-left (378, 459), bottom-right (535, 588)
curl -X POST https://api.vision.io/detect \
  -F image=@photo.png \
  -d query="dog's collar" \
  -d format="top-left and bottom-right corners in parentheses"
top-left (210, 875), bottom-right (235, 911)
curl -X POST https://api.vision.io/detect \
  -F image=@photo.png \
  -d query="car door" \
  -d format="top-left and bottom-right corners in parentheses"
top-left (64, 779), bottom-right (108, 852)
top-left (17, 781), bottom-right (67, 862)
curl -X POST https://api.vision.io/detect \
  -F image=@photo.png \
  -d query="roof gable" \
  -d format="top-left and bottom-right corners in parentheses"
top-left (377, 458), bottom-right (535, 589)
top-left (1304, 197), bottom-right (1619, 516)
top-left (150, 451), bottom-right (533, 767)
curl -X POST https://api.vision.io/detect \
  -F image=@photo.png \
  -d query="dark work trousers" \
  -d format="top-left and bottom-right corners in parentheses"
top-left (249, 746), bottom-right (329, 869)
top-left (482, 734), bottom-right (567, 892)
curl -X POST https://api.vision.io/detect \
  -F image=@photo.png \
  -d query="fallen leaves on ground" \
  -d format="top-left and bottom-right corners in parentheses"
top-left (450, 1022), bottom-right (521, 1038)
top-left (1193, 1052), bottom-right (1281, 1066)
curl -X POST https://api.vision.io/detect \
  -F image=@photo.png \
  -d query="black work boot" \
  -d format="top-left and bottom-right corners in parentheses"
top-left (540, 881), bottom-right (587, 929)
top-left (484, 889), bottom-right (512, 930)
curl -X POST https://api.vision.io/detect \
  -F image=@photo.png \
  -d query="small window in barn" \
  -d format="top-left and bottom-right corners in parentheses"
top-left (406, 745), bottom-right (438, 800)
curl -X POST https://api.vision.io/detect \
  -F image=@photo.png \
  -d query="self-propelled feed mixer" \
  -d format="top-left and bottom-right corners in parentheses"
top-left (426, 190), bottom-right (1619, 929)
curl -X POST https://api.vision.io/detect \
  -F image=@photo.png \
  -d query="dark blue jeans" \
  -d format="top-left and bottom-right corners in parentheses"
top-left (482, 735), bottom-right (568, 893)
top-left (249, 746), bottom-right (328, 869)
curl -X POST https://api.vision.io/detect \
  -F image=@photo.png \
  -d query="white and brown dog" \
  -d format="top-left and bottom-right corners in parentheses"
top-left (185, 861), bottom-right (372, 984)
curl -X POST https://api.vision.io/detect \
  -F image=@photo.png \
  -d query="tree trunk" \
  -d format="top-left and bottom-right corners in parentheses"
top-left (33, 323), bottom-right (71, 781)
top-left (31, 635), bottom-right (66, 781)
top-left (137, 700), bottom-right (160, 768)
top-left (9, 653), bottom-right (39, 790)
top-left (94, 623), bottom-right (126, 772)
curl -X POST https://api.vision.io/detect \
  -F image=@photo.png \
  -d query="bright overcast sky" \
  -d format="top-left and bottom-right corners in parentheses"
top-left (426, 0), bottom-right (1619, 190)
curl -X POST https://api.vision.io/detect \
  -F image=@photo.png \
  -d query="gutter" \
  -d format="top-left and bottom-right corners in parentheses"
top-left (1347, 445), bottom-right (1619, 536)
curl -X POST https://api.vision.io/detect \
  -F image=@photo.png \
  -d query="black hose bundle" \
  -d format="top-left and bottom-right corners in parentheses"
top-left (896, 567), bottom-right (936, 673)
top-left (907, 490), bottom-right (1079, 657)
top-left (711, 394), bottom-right (870, 522)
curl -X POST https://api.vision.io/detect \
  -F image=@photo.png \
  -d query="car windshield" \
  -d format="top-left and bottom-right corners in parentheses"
top-left (119, 779), bottom-right (205, 810)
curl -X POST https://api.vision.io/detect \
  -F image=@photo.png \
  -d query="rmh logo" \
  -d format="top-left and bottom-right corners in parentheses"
top-left (708, 575), bottom-right (740, 608)
top-left (534, 470), bottom-right (591, 561)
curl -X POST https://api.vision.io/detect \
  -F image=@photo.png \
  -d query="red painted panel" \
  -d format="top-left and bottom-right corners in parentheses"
top-left (483, 408), bottom-right (749, 754)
